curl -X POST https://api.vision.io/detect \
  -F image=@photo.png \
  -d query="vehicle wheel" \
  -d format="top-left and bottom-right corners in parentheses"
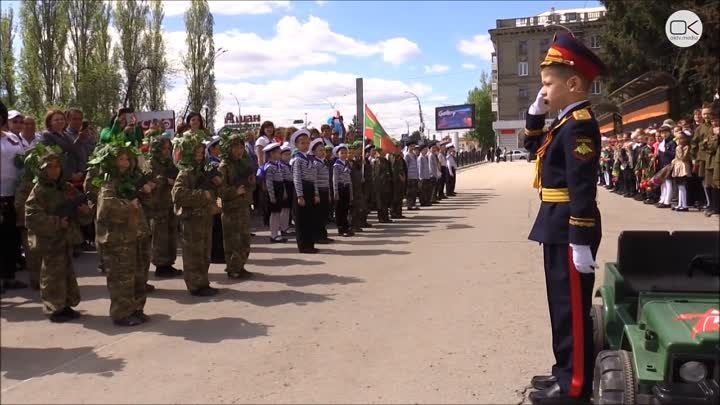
top-left (591, 304), bottom-right (607, 357)
top-left (593, 350), bottom-right (636, 405)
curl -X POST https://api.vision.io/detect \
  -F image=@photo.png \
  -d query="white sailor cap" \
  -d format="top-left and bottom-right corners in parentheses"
top-left (309, 138), bottom-right (325, 154)
top-left (263, 142), bottom-right (281, 153)
top-left (204, 135), bottom-right (221, 148)
top-left (280, 142), bottom-right (291, 152)
top-left (332, 143), bottom-right (348, 158)
top-left (445, 143), bottom-right (455, 149)
top-left (8, 110), bottom-right (22, 120)
top-left (290, 129), bottom-right (310, 145)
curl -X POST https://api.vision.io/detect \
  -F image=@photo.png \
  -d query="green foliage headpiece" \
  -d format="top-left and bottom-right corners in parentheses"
top-left (172, 133), bottom-right (205, 169)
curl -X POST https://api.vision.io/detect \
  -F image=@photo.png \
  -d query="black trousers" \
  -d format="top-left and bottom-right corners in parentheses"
top-left (542, 242), bottom-right (598, 399)
top-left (406, 179), bottom-right (419, 208)
top-left (430, 178), bottom-right (439, 202)
top-left (210, 213), bottom-right (225, 263)
top-left (294, 182), bottom-right (317, 250)
top-left (419, 179), bottom-right (432, 205)
top-left (0, 197), bottom-right (21, 280)
top-left (438, 167), bottom-right (448, 198)
top-left (447, 168), bottom-right (456, 195)
top-left (335, 185), bottom-right (351, 233)
top-left (316, 188), bottom-right (330, 241)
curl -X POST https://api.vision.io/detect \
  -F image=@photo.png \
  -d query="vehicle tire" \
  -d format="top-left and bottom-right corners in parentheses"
top-left (593, 350), bottom-right (636, 405)
top-left (591, 304), bottom-right (607, 357)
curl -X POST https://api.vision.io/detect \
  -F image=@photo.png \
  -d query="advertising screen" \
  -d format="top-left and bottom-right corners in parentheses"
top-left (435, 104), bottom-right (475, 131)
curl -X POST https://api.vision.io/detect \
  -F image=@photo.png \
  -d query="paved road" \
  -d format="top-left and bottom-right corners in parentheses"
top-left (2, 161), bottom-right (717, 404)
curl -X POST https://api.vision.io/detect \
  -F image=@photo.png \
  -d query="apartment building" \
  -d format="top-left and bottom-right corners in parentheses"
top-left (489, 6), bottom-right (608, 149)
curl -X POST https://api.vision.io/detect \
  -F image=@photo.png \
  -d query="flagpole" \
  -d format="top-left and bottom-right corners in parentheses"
top-left (356, 78), bottom-right (365, 178)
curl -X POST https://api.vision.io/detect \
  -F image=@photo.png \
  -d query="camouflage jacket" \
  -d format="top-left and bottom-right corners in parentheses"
top-left (171, 168), bottom-right (216, 218)
top-left (350, 158), bottom-right (364, 195)
top-left (691, 123), bottom-right (711, 161)
top-left (372, 156), bottom-right (392, 192)
top-left (14, 177), bottom-right (34, 227)
top-left (142, 158), bottom-right (177, 217)
top-left (218, 158), bottom-right (256, 210)
top-left (96, 179), bottom-right (151, 245)
top-left (25, 180), bottom-right (91, 252)
top-left (391, 154), bottom-right (407, 186)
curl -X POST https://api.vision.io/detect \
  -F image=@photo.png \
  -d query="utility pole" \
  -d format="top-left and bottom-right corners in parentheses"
top-left (404, 91), bottom-right (425, 137)
top-left (230, 93), bottom-right (241, 119)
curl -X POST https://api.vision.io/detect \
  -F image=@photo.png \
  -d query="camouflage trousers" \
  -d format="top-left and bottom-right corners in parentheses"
top-left (180, 214), bottom-right (212, 291)
top-left (222, 204), bottom-right (251, 273)
top-left (351, 190), bottom-right (366, 228)
top-left (150, 210), bottom-right (178, 267)
top-left (101, 238), bottom-right (150, 320)
top-left (39, 243), bottom-right (80, 314)
top-left (20, 228), bottom-right (41, 288)
top-left (391, 181), bottom-right (405, 217)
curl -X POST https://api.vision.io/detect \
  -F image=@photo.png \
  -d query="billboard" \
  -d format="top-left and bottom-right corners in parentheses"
top-left (123, 110), bottom-right (176, 136)
top-left (435, 104), bottom-right (475, 131)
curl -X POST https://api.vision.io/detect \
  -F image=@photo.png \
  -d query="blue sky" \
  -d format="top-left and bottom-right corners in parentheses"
top-left (3, 0), bottom-right (601, 135)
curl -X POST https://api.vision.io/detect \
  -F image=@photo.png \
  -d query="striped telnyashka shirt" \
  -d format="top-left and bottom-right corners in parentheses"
top-left (332, 159), bottom-right (353, 199)
top-left (264, 160), bottom-right (284, 202)
top-left (312, 157), bottom-right (330, 189)
top-left (291, 152), bottom-right (318, 197)
top-left (418, 155), bottom-right (431, 180)
top-left (428, 152), bottom-right (439, 179)
top-left (404, 152), bottom-right (419, 180)
top-left (279, 160), bottom-right (292, 182)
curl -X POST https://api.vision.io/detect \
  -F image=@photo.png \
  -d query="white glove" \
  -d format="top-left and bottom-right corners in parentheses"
top-left (528, 88), bottom-right (549, 116)
top-left (570, 244), bottom-right (597, 274)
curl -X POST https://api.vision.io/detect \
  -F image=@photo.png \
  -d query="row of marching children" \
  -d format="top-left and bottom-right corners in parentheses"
top-left (10, 106), bottom-right (460, 327)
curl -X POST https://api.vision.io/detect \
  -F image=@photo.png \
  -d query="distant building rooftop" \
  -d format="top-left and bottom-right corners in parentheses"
top-left (492, 6), bottom-right (607, 30)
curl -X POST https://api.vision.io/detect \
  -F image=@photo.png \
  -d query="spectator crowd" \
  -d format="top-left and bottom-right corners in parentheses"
top-left (0, 101), bottom-right (464, 327)
top-left (598, 102), bottom-right (720, 216)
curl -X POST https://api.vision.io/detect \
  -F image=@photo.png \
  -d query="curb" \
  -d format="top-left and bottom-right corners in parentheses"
top-left (457, 161), bottom-right (489, 172)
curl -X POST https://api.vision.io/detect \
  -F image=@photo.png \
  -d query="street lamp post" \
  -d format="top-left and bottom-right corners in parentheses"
top-left (404, 91), bottom-right (426, 138)
top-left (544, 21), bottom-right (574, 35)
top-left (230, 92), bottom-right (242, 119)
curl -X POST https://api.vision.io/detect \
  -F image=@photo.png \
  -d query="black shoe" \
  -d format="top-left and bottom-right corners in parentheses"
top-left (155, 266), bottom-right (177, 278)
top-left (378, 219), bottom-right (393, 223)
top-left (97, 264), bottom-right (106, 274)
top-left (643, 199), bottom-right (656, 204)
top-left (81, 241), bottom-right (96, 252)
top-left (316, 238), bottom-right (335, 244)
top-left (250, 232), bottom-right (257, 237)
top-left (113, 314), bottom-right (143, 327)
top-left (352, 226), bottom-right (364, 232)
top-left (657, 203), bottom-right (671, 209)
top-left (270, 236), bottom-right (288, 243)
top-left (190, 286), bottom-right (219, 297)
top-left (145, 283), bottom-right (156, 293)
top-left (281, 230), bottom-right (296, 236)
top-left (530, 375), bottom-right (556, 390)
top-left (227, 269), bottom-right (253, 280)
top-left (676, 207), bottom-right (689, 212)
top-left (362, 223), bottom-right (373, 228)
top-left (2, 279), bottom-right (27, 290)
top-left (133, 310), bottom-right (150, 323)
top-left (168, 266), bottom-right (183, 276)
top-left (391, 215), bottom-right (407, 219)
top-left (49, 310), bottom-right (73, 323)
top-left (528, 383), bottom-right (589, 405)
top-left (344, 230), bottom-right (355, 237)
top-left (299, 247), bottom-right (319, 254)
top-left (62, 307), bottom-right (82, 319)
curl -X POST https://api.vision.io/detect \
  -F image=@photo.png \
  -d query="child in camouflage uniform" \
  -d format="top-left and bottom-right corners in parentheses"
top-left (25, 147), bottom-right (92, 322)
top-left (92, 139), bottom-right (154, 326)
top-left (217, 133), bottom-right (256, 279)
top-left (171, 134), bottom-right (222, 296)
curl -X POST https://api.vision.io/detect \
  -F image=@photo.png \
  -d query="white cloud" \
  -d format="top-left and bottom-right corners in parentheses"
top-left (163, 16), bottom-right (421, 81)
top-left (424, 64), bottom-right (450, 74)
top-left (457, 34), bottom-right (494, 60)
top-left (163, 1), bottom-right (290, 17)
top-left (461, 63), bottom-right (477, 70)
top-left (189, 70), bottom-right (440, 135)
top-left (315, 0), bottom-right (328, 5)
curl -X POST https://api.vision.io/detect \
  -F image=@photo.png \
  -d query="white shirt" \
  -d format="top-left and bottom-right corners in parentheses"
top-left (558, 100), bottom-right (589, 120)
top-left (1, 131), bottom-right (24, 196)
top-left (19, 133), bottom-right (42, 151)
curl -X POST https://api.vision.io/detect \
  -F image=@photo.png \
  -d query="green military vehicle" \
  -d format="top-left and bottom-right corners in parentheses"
top-left (591, 231), bottom-right (719, 405)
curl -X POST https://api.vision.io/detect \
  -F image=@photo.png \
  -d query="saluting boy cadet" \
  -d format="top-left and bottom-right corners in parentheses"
top-left (290, 129), bottom-right (320, 254)
top-left (332, 144), bottom-right (354, 236)
top-left (522, 31), bottom-right (606, 405)
top-left (263, 142), bottom-right (286, 243)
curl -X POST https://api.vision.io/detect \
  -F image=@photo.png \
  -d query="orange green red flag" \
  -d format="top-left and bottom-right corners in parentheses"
top-left (364, 104), bottom-right (398, 154)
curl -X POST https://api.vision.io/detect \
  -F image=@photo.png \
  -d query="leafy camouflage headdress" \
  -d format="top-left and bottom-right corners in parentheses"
top-left (20, 144), bottom-right (63, 183)
top-left (87, 137), bottom-right (141, 188)
top-left (219, 131), bottom-right (245, 161)
top-left (172, 132), bottom-right (205, 170)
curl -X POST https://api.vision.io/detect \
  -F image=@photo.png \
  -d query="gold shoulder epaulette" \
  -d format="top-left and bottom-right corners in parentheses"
top-left (572, 109), bottom-right (591, 121)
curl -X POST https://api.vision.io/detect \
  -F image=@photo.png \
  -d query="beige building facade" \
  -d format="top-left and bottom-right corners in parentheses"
top-left (489, 6), bottom-right (608, 149)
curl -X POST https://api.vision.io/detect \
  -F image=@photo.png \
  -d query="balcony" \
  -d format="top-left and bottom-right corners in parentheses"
top-left (491, 102), bottom-right (498, 112)
top-left (492, 82), bottom-right (498, 91)
top-left (494, 9), bottom-right (606, 29)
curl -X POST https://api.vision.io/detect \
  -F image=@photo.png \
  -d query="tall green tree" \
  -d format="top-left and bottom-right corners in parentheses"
top-left (114, 0), bottom-right (150, 109)
top-left (0, 8), bottom-right (17, 106)
top-left (19, 0), bottom-right (70, 117)
top-left (67, 0), bottom-right (103, 110)
top-left (466, 71), bottom-right (496, 148)
top-left (184, 0), bottom-right (217, 132)
top-left (89, 2), bottom-right (122, 125)
top-left (600, 0), bottom-right (719, 114)
top-left (144, 0), bottom-right (168, 111)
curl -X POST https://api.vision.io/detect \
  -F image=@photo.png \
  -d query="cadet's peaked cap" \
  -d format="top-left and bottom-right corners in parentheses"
top-left (405, 140), bottom-right (417, 147)
top-left (541, 31), bottom-right (608, 82)
top-left (332, 144), bottom-right (348, 158)
top-left (446, 143), bottom-right (455, 149)
top-left (418, 142), bottom-right (428, 150)
top-left (204, 135), bottom-right (221, 148)
top-left (263, 142), bottom-right (281, 153)
top-left (290, 129), bottom-right (310, 145)
top-left (280, 142), bottom-right (292, 152)
top-left (364, 143), bottom-right (375, 151)
top-left (309, 138), bottom-right (325, 154)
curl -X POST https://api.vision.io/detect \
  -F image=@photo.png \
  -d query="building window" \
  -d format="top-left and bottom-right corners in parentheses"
top-left (540, 38), bottom-right (550, 54)
top-left (518, 62), bottom-right (528, 76)
top-left (519, 110), bottom-right (527, 120)
top-left (518, 40), bottom-right (528, 55)
top-left (590, 35), bottom-right (600, 49)
top-left (565, 12), bottom-right (578, 22)
top-left (518, 88), bottom-right (528, 98)
top-left (591, 81), bottom-right (602, 95)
